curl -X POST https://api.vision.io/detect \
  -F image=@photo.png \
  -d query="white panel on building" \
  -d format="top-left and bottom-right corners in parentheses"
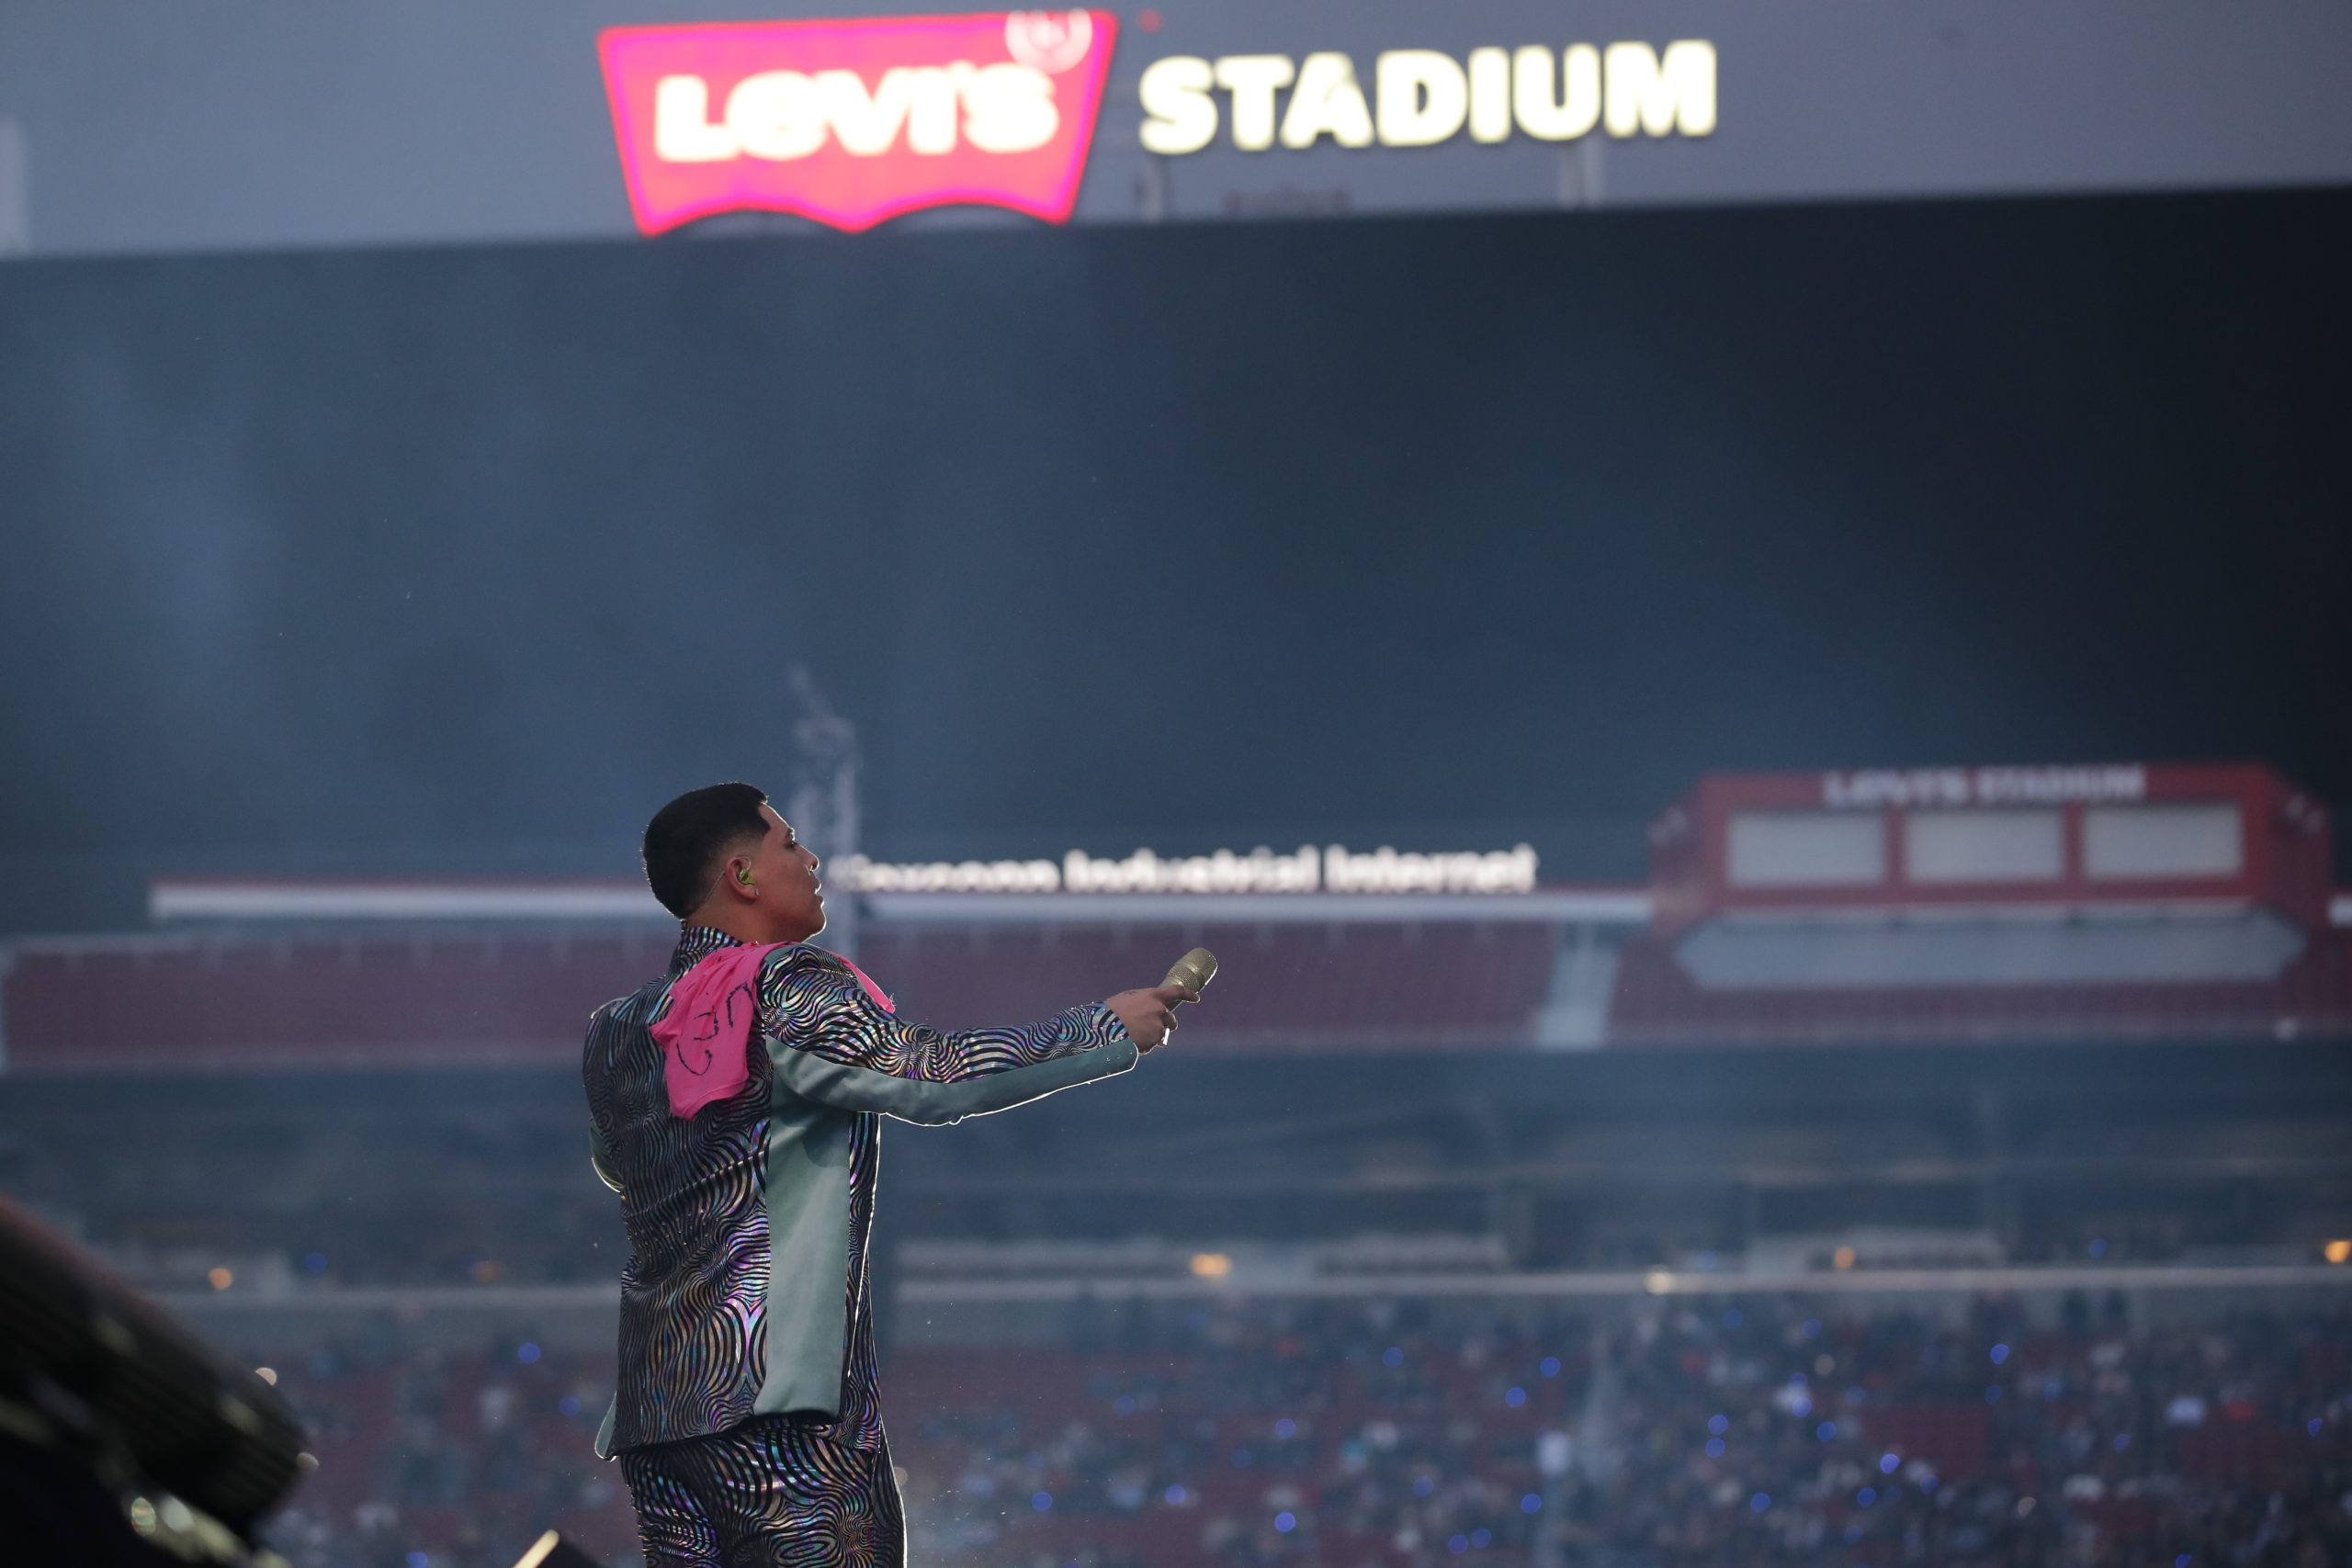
top-left (1726, 810), bottom-right (1884, 888)
top-left (1904, 808), bottom-right (2064, 884)
top-left (2083, 803), bottom-right (2243, 880)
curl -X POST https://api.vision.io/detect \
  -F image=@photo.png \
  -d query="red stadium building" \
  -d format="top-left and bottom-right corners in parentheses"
top-left (1618, 761), bottom-right (2350, 1046)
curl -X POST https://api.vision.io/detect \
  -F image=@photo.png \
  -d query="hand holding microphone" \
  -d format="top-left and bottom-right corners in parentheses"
top-left (1103, 947), bottom-right (1217, 1054)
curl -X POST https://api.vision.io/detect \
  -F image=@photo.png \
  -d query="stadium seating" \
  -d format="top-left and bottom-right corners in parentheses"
top-left (10, 908), bottom-right (2349, 1070)
top-left (0, 920), bottom-right (1561, 1071)
top-left (243, 1295), bottom-right (2352, 1568)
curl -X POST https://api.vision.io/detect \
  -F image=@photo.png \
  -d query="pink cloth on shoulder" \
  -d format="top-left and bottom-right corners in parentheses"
top-left (652, 942), bottom-right (895, 1119)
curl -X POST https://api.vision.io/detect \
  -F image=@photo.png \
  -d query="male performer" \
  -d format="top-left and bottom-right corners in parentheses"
top-left (584, 782), bottom-right (1194, 1567)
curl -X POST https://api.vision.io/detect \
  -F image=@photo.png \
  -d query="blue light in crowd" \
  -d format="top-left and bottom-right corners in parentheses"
top-left (2310, 1418), bottom-right (2325, 1437)
top-left (1274, 1418), bottom-right (1296, 1438)
top-left (1705, 1438), bottom-right (1725, 1459)
top-left (1708, 1414), bottom-right (1730, 1435)
top-left (1504, 1387), bottom-right (1527, 1408)
top-left (1989, 1343), bottom-right (2011, 1365)
top-left (1917, 1474), bottom-right (1939, 1495)
top-left (1880, 1453), bottom-right (1901, 1475)
top-left (1164, 1485), bottom-right (1188, 1506)
top-left (2088, 1237), bottom-right (2109, 1258)
top-left (516, 1342), bottom-right (540, 1365)
top-left (1844, 1524), bottom-right (1865, 1544)
top-left (1845, 1386), bottom-right (1866, 1406)
top-left (1750, 1493), bottom-right (1770, 1514)
top-left (1816, 1421), bottom-right (1837, 1441)
top-left (1231, 1449), bottom-right (1253, 1468)
top-left (1414, 1476), bottom-right (1435, 1497)
top-left (1984, 1385), bottom-right (2002, 1404)
top-left (1789, 1372), bottom-right (1808, 1387)
top-left (1383, 1347), bottom-right (1404, 1369)
top-left (302, 1252), bottom-right (328, 1274)
top-left (559, 1395), bottom-right (582, 1417)
top-left (1791, 1396), bottom-right (1813, 1417)
top-left (1114, 1395), bottom-right (1136, 1415)
top-left (1856, 1487), bottom-right (1876, 1507)
top-left (2176, 1557), bottom-right (2192, 1568)
top-left (1471, 1529), bottom-right (1492, 1547)
top-left (1802, 1319), bottom-right (1821, 1338)
top-left (406, 1555), bottom-right (427, 1568)
top-left (1722, 1308), bottom-right (1744, 1328)
top-left (2114, 1433), bottom-right (2132, 1452)
top-left (1539, 1357), bottom-right (1561, 1378)
top-left (1521, 1495), bottom-right (1542, 1515)
top-left (1031, 1491), bottom-right (1052, 1512)
top-left (1273, 1512), bottom-right (1295, 1534)
top-left (1448, 1534), bottom-right (1469, 1554)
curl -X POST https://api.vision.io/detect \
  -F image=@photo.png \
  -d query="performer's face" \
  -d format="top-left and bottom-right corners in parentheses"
top-left (739, 802), bottom-right (827, 941)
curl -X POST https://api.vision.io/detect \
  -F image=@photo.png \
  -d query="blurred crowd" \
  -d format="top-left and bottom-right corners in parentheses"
top-left (254, 1325), bottom-right (636, 1568)
top-left (1582, 1294), bottom-right (2351, 1568)
top-left (244, 1292), bottom-right (2352, 1568)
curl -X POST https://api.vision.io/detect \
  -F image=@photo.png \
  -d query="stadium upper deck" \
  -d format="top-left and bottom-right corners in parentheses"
top-left (5, 897), bottom-right (2349, 1073)
top-left (4, 764), bottom-right (2345, 1072)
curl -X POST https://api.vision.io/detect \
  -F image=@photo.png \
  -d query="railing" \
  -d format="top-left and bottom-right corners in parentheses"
top-left (150, 1261), bottom-right (2352, 1320)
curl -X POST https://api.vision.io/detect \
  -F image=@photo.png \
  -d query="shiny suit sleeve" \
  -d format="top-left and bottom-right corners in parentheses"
top-left (754, 944), bottom-right (1139, 1125)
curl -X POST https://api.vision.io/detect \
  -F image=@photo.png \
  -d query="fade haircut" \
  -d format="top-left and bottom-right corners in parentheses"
top-left (642, 783), bottom-right (772, 920)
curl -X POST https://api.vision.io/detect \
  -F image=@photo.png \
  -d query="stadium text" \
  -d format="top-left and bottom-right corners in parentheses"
top-left (838, 844), bottom-right (1539, 895)
top-left (1821, 766), bottom-right (2149, 810)
top-left (650, 59), bottom-right (1062, 163)
top-left (1138, 40), bottom-right (1716, 155)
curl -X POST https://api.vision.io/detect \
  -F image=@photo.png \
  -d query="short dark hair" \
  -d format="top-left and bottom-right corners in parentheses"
top-left (643, 783), bottom-right (771, 919)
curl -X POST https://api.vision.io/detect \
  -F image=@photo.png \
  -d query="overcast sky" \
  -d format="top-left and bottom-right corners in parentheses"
top-left (1, 186), bottom-right (2346, 931)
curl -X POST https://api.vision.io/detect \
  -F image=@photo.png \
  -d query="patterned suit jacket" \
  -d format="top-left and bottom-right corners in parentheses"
top-left (583, 925), bottom-right (1138, 1456)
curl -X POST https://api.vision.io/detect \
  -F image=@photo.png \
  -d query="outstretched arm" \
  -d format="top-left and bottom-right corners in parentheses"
top-left (756, 945), bottom-right (1161, 1125)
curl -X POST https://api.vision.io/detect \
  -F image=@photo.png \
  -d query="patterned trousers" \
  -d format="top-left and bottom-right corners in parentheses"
top-left (619, 1418), bottom-right (906, 1568)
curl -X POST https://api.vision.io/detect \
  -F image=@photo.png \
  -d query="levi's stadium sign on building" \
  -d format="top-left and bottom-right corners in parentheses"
top-left (0, 2), bottom-right (2346, 257)
top-left (596, 10), bottom-right (1715, 233)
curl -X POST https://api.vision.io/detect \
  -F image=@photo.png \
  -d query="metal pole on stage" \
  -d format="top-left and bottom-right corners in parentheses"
top-left (786, 664), bottom-right (861, 960)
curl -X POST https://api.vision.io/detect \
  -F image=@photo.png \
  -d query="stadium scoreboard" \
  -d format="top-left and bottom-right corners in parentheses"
top-left (1647, 763), bottom-right (2333, 988)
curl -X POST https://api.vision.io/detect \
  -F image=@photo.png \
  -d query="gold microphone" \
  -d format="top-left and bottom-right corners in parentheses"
top-left (1162, 947), bottom-right (1218, 1001)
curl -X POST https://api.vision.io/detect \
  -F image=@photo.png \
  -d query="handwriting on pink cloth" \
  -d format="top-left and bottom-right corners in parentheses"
top-left (652, 942), bottom-right (895, 1119)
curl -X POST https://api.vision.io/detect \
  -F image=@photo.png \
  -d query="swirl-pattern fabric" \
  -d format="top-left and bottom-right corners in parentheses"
top-left (583, 925), bottom-right (1139, 1462)
top-left (619, 1416), bottom-right (905, 1568)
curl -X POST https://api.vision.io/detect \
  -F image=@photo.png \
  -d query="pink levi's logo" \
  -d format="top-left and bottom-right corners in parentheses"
top-left (598, 11), bottom-right (1118, 235)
